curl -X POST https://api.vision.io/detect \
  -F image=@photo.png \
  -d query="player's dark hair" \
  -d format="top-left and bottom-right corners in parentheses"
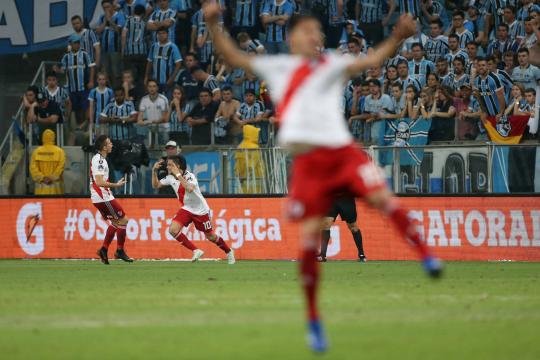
top-left (525, 16), bottom-right (534, 22)
top-left (71, 15), bottom-right (83, 22)
top-left (168, 154), bottom-right (187, 171)
top-left (525, 88), bottom-right (536, 95)
top-left (347, 38), bottom-right (360, 46)
top-left (504, 5), bottom-right (516, 14)
top-left (46, 70), bottom-right (57, 79)
top-left (448, 34), bottom-right (459, 41)
top-left (157, 26), bottom-right (168, 34)
top-left (95, 135), bottom-right (109, 152)
top-left (244, 89), bottom-right (256, 96)
top-left (453, 10), bottom-right (465, 19)
top-left (397, 60), bottom-right (408, 68)
top-left (222, 86), bottom-right (233, 92)
top-left (199, 88), bottom-right (212, 96)
top-left (476, 56), bottom-right (487, 63)
top-left (411, 42), bottom-right (423, 51)
top-left (466, 41), bottom-right (478, 48)
top-left (518, 48), bottom-right (529, 55)
top-left (26, 85), bottom-right (39, 96)
top-left (288, 14), bottom-right (320, 32)
top-left (147, 78), bottom-right (158, 86)
top-left (485, 55), bottom-right (496, 63)
top-left (101, 0), bottom-right (112, 6)
top-left (430, 19), bottom-right (443, 28)
top-left (113, 86), bottom-right (125, 95)
top-left (453, 57), bottom-right (465, 66)
top-left (498, 23), bottom-right (509, 31)
top-left (134, 4), bottom-right (146, 16)
top-left (184, 52), bottom-right (198, 60)
top-left (368, 79), bottom-right (381, 87)
top-left (436, 57), bottom-right (448, 64)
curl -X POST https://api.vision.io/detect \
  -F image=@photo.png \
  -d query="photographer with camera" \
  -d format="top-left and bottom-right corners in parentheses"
top-left (156, 141), bottom-right (184, 194)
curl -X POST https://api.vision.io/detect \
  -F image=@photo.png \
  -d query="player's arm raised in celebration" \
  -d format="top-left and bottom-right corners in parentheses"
top-left (346, 14), bottom-right (416, 76)
top-left (204, 3), bottom-right (253, 73)
top-left (151, 160), bottom-right (164, 189)
top-left (94, 174), bottom-right (126, 188)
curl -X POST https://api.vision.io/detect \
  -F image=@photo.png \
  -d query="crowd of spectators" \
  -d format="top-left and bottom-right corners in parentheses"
top-left (19, 0), bottom-right (540, 149)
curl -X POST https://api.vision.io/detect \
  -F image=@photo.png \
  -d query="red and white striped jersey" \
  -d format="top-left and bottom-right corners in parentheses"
top-left (90, 153), bottom-right (115, 203)
top-left (160, 171), bottom-right (209, 215)
top-left (251, 52), bottom-right (355, 147)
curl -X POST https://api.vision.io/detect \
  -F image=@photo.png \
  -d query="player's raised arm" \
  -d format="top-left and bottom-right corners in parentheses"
top-left (151, 160), bottom-right (164, 189)
top-left (204, 3), bottom-right (253, 72)
top-left (346, 14), bottom-right (416, 76)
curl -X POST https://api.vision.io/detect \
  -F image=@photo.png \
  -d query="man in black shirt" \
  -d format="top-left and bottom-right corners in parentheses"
top-left (176, 52), bottom-right (202, 106)
top-left (187, 89), bottom-right (219, 145)
top-left (34, 92), bottom-right (63, 143)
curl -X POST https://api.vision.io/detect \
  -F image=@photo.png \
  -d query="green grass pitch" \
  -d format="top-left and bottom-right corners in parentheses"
top-left (0, 260), bottom-right (539, 359)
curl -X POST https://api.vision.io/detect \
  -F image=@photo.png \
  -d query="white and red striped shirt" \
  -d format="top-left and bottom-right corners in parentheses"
top-left (251, 52), bottom-right (355, 147)
top-left (90, 153), bottom-right (115, 203)
top-left (160, 171), bottom-right (209, 215)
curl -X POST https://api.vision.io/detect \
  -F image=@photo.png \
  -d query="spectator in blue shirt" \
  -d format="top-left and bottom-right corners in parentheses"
top-left (472, 57), bottom-right (506, 118)
top-left (147, 0), bottom-right (177, 43)
top-left (260, 0), bottom-right (294, 54)
top-left (145, 27), bottom-right (183, 94)
top-left (53, 34), bottom-right (95, 137)
top-left (122, 4), bottom-right (147, 88)
top-left (357, 0), bottom-right (395, 46)
top-left (95, 0), bottom-right (126, 83)
top-left (70, 15), bottom-right (101, 67)
top-left (232, 0), bottom-right (260, 38)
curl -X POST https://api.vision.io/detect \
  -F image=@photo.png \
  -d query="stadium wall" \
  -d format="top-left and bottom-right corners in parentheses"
top-left (2, 196), bottom-right (540, 261)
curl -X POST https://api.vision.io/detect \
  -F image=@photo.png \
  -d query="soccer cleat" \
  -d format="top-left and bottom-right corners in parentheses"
top-left (423, 256), bottom-right (443, 278)
top-left (358, 255), bottom-right (367, 263)
top-left (227, 250), bottom-right (236, 264)
top-left (316, 256), bottom-right (327, 262)
top-left (114, 249), bottom-right (134, 263)
top-left (307, 319), bottom-right (328, 353)
top-left (97, 247), bottom-right (109, 265)
top-left (191, 249), bottom-right (204, 262)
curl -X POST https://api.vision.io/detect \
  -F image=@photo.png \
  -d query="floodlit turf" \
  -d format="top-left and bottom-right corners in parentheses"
top-left (0, 260), bottom-right (539, 360)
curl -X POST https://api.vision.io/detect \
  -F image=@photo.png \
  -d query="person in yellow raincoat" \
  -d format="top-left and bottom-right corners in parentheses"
top-left (29, 129), bottom-right (66, 194)
top-left (234, 125), bottom-right (265, 193)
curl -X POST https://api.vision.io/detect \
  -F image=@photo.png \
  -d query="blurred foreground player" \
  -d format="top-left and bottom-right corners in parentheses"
top-left (151, 156), bottom-right (236, 264)
top-left (91, 135), bottom-right (133, 264)
top-left (318, 197), bottom-right (366, 263)
top-left (205, 4), bottom-right (442, 352)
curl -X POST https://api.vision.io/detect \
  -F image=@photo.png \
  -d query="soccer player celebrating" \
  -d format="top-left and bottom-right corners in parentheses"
top-left (91, 135), bottom-right (133, 265)
top-left (204, 4), bottom-right (442, 352)
top-left (151, 156), bottom-right (236, 264)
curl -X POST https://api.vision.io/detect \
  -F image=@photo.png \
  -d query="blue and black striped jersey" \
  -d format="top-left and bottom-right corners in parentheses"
top-left (88, 87), bottom-right (114, 124)
top-left (60, 50), bottom-right (95, 92)
top-left (97, 11), bottom-right (126, 53)
top-left (261, 0), bottom-right (294, 42)
top-left (148, 8), bottom-right (177, 43)
top-left (102, 101), bottom-right (137, 140)
top-left (473, 73), bottom-right (504, 116)
top-left (123, 15), bottom-right (147, 56)
top-left (147, 41), bottom-right (183, 85)
top-left (233, 0), bottom-right (259, 27)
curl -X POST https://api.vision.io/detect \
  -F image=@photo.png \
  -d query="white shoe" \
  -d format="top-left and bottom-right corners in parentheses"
top-left (191, 249), bottom-right (204, 262)
top-left (227, 250), bottom-right (236, 265)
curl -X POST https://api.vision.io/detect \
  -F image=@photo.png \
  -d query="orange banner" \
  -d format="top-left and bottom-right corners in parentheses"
top-left (2, 197), bottom-right (540, 261)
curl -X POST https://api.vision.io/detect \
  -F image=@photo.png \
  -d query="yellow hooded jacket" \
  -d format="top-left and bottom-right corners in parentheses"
top-left (29, 129), bottom-right (66, 195)
top-left (234, 125), bottom-right (265, 193)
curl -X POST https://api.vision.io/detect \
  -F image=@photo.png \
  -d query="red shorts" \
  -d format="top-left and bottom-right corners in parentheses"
top-left (288, 144), bottom-right (387, 221)
top-left (173, 208), bottom-right (213, 233)
top-left (93, 199), bottom-right (126, 220)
